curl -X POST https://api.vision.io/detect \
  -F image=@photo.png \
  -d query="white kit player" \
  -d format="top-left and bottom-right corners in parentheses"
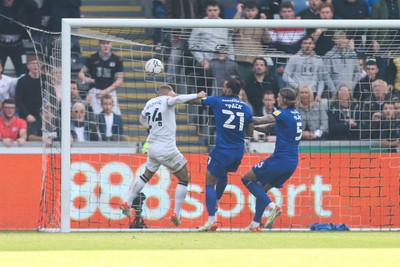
top-left (120, 84), bottom-right (207, 226)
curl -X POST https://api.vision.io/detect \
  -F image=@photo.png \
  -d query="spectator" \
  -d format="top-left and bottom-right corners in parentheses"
top-left (360, 79), bottom-right (393, 139)
top-left (333, 0), bottom-right (369, 19)
top-left (269, 2), bottom-right (306, 54)
top-left (78, 40), bottom-right (124, 115)
top-left (188, 0), bottom-right (234, 95)
top-left (378, 102), bottom-right (399, 150)
top-left (52, 67), bottom-right (62, 102)
top-left (98, 95), bottom-right (124, 141)
top-left (328, 85), bottom-right (360, 140)
top-left (324, 30), bottom-right (360, 99)
top-left (0, 0), bottom-right (41, 76)
top-left (43, 0), bottom-right (81, 32)
top-left (0, 98), bottom-right (27, 146)
top-left (369, 0), bottom-right (400, 78)
top-left (71, 80), bottom-right (84, 106)
top-left (395, 97), bottom-right (400, 121)
top-left (15, 55), bottom-right (45, 124)
top-left (358, 57), bottom-right (368, 80)
top-left (70, 101), bottom-right (100, 142)
top-left (27, 107), bottom-right (54, 146)
top-left (354, 59), bottom-right (379, 101)
top-left (333, 0), bottom-right (369, 52)
top-left (296, 85), bottom-right (329, 140)
top-left (233, 0), bottom-right (271, 80)
top-left (253, 90), bottom-right (277, 141)
top-left (152, 0), bottom-right (166, 52)
top-left (164, 0), bottom-right (203, 85)
top-left (209, 44), bottom-right (239, 96)
top-left (258, 0), bottom-right (282, 19)
top-left (311, 2), bottom-right (336, 56)
top-left (394, 98), bottom-right (400, 149)
top-left (282, 35), bottom-right (325, 101)
top-left (0, 59), bottom-right (17, 112)
top-left (296, 0), bottom-right (323, 19)
top-left (385, 57), bottom-right (400, 96)
top-left (244, 57), bottom-right (279, 116)
top-left (165, 0), bottom-right (204, 19)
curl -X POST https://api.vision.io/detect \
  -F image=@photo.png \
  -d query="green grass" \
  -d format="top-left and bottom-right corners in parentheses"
top-left (1, 231), bottom-right (399, 267)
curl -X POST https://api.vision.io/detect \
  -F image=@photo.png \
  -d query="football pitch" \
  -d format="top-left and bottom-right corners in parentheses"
top-left (0, 231), bottom-right (399, 267)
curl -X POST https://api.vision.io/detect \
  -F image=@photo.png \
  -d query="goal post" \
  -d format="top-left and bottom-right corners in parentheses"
top-left (37, 18), bottom-right (400, 232)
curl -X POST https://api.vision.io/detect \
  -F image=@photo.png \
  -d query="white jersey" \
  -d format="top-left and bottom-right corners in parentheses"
top-left (0, 74), bottom-right (17, 101)
top-left (140, 94), bottom-right (197, 148)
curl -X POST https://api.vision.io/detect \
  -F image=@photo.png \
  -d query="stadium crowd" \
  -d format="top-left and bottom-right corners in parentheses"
top-left (0, 0), bottom-right (399, 151)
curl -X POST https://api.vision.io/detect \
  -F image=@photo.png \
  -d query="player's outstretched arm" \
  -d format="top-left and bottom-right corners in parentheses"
top-left (167, 91), bottom-right (207, 106)
top-left (253, 114), bottom-right (276, 125)
top-left (254, 123), bottom-right (276, 134)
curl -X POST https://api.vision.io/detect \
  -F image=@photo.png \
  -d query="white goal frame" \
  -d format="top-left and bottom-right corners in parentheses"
top-left (61, 18), bottom-right (397, 233)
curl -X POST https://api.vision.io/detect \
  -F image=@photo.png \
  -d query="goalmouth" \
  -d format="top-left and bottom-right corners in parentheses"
top-left (38, 18), bottom-right (400, 232)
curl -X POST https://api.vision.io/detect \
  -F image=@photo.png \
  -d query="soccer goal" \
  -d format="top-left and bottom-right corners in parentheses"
top-left (29, 18), bottom-right (400, 232)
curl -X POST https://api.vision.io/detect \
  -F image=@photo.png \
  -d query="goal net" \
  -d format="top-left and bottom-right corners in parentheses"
top-left (26, 19), bottom-right (399, 232)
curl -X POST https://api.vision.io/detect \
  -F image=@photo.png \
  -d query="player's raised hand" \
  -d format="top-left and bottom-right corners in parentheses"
top-left (197, 91), bottom-right (207, 99)
top-left (236, 3), bottom-right (244, 13)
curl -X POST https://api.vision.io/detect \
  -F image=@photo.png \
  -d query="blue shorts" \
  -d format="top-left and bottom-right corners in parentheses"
top-left (207, 146), bottom-right (244, 178)
top-left (252, 155), bottom-right (298, 188)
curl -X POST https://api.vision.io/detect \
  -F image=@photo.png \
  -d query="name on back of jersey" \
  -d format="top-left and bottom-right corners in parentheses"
top-left (222, 99), bottom-right (243, 110)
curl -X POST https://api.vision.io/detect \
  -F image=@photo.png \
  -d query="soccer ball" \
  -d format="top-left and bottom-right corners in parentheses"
top-left (144, 58), bottom-right (164, 76)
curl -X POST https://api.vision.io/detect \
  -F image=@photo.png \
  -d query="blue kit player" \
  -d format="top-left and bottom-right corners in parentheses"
top-left (242, 87), bottom-right (302, 231)
top-left (199, 78), bottom-right (254, 232)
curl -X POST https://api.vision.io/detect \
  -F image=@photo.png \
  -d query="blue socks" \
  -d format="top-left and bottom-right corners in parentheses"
top-left (242, 178), bottom-right (271, 223)
top-left (205, 184), bottom-right (217, 216)
top-left (216, 175), bottom-right (227, 201)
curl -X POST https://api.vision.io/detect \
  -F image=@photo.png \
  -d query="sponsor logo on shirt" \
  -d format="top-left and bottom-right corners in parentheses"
top-left (273, 110), bottom-right (281, 116)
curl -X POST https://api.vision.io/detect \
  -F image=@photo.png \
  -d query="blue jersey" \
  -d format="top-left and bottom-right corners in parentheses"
top-left (202, 95), bottom-right (253, 149)
top-left (272, 108), bottom-right (302, 160)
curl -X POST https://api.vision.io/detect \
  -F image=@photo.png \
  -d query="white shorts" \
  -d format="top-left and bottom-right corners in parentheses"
top-left (88, 88), bottom-right (121, 115)
top-left (146, 144), bottom-right (187, 173)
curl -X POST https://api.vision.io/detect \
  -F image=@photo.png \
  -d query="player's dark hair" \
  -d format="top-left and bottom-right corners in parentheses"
top-left (226, 77), bottom-right (242, 95)
top-left (280, 1), bottom-right (294, 11)
top-left (280, 87), bottom-right (297, 108)
top-left (301, 34), bottom-right (315, 44)
top-left (263, 90), bottom-right (275, 97)
top-left (206, 0), bottom-right (220, 9)
top-left (244, 0), bottom-right (258, 9)
top-left (253, 57), bottom-right (268, 67)
top-left (2, 98), bottom-right (15, 105)
top-left (365, 59), bottom-right (378, 67)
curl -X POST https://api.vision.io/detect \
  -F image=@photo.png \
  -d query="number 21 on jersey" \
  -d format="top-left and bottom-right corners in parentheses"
top-left (222, 109), bottom-right (244, 131)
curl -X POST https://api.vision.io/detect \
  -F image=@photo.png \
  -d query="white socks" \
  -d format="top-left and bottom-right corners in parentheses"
top-left (268, 202), bottom-right (276, 211)
top-left (174, 183), bottom-right (187, 215)
top-left (125, 177), bottom-right (147, 205)
top-left (207, 216), bottom-right (215, 225)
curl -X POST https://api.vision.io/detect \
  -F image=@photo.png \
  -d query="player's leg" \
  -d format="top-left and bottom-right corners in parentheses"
top-left (166, 149), bottom-right (189, 226)
top-left (171, 164), bottom-right (190, 226)
top-left (241, 168), bottom-right (272, 231)
top-left (121, 154), bottom-right (158, 217)
top-left (198, 170), bottom-right (219, 231)
top-left (215, 174), bottom-right (227, 211)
